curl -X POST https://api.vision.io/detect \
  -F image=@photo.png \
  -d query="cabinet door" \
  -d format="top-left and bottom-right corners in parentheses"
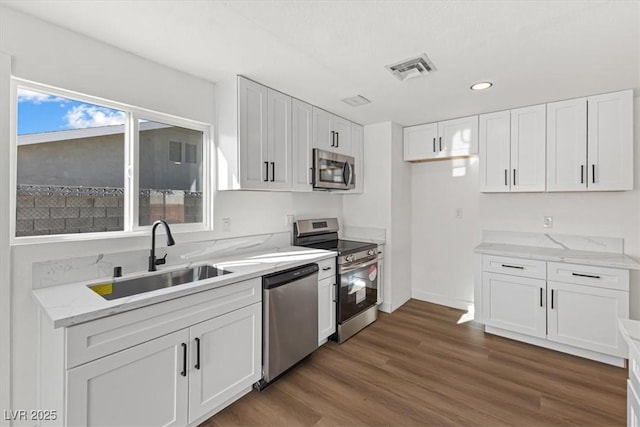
top-left (510, 104), bottom-right (546, 192)
top-left (482, 272), bottom-right (546, 338)
top-left (628, 381), bottom-right (640, 427)
top-left (479, 111), bottom-right (511, 192)
top-left (332, 115), bottom-right (352, 155)
top-left (403, 123), bottom-right (438, 161)
top-left (267, 88), bottom-right (292, 190)
top-left (376, 256), bottom-right (384, 306)
top-left (547, 281), bottom-right (628, 357)
top-left (67, 329), bottom-right (189, 427)
top-left (546, 98), bottom-right (587, 192)
top-left (318, 276), bottom-right (336, 344)
top-left (238, 77), bottom-right (269, 189)
top-left (188, 303), bottom-right (261, 423)
top-left (292, 99), bottom-right (313, 191)
top-left (587, 90), bottom-right (633, 191)
top-left (438, 115), bottom-right (479, 157)
top-left (312, 107), bottom-right (334, 151)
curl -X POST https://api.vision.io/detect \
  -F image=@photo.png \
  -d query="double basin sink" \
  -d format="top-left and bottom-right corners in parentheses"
top-left (89, 264), bottom-right (232, 301)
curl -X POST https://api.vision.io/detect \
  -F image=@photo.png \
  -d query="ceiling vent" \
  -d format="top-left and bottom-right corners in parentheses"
top-left (341, 95), bottom-right (371, 107)
top-left (386, 54), bottom-right (436, 81)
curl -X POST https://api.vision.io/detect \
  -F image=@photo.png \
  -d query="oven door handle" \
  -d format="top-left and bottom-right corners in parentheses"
top-left (341, 258), bottom-right (378, 273)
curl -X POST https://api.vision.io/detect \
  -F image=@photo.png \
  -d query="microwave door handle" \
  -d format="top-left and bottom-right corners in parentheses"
top-left (342, 162), bottom-right (349, 185)
top-left (348, 162), bottom-right (354, 186)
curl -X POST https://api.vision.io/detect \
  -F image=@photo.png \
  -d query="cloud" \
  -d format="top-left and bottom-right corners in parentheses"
top-left (64, 104), bottom-right (125, 129)
top-left (17, 88), bottom-right (65, 104)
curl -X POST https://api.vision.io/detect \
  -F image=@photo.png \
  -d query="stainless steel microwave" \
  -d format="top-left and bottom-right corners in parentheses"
top-left (313, 149), bottom-right (355, 190)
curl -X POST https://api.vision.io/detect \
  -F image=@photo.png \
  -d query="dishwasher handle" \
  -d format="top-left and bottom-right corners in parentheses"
top-left (263, 263), bottom-right (319, 290)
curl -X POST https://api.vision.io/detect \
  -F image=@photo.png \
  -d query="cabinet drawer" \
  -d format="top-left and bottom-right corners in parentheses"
top-left (317, 257), bottom-right (337, 280)
top-left (482, 255), bottom-right (546, 279)
top-left (66, 278), bottom-right (261, 369)
top-left (547, 262), bottom-right (629, 291)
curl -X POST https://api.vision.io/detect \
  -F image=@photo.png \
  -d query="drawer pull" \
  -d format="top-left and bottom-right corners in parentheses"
top-left (322, 266), bottom-right (332, 271)
top-left (181, 343), bottom-right (187, 377)
top-left (195, 337), bottom-right (201, 370)
top-left (551, 289), bottom-right (555, 309)
top-left (571, 272), bottom-right (601, 279)
top-left (501, 264), bottom-right (524, 270)
top-left (540, 288), bottom-right (543, 307)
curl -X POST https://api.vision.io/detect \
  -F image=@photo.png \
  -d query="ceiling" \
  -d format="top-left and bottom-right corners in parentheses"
top-left (3, 0), bottom-right (639, 126)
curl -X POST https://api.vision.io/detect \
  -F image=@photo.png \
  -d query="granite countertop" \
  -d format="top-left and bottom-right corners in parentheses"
top-left (33, 246), bottom-right (335, 329)
top-left (474, 242), bottom-right (640, 270)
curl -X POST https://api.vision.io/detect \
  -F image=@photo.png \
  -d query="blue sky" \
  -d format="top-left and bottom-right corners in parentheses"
top-left (17, 88), bottom-right (125, 135)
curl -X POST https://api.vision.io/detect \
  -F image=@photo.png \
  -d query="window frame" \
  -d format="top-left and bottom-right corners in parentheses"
top-left (11, 78), bottom-right (213, 244)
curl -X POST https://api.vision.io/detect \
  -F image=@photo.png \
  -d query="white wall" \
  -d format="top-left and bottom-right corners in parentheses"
top-left (1, 7), bottom-right (343, 423)
top-left (411, 97), bottom-right (640, 315)
top-left (343, 122), bottom-right (412, 312)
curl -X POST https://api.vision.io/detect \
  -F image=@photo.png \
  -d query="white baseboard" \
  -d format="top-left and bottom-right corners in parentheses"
top-left (411, 289), bottom-right (473, 312)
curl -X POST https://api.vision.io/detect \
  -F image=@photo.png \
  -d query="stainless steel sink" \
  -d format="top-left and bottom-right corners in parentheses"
top-left (88, 265), bottom-right (232, 300)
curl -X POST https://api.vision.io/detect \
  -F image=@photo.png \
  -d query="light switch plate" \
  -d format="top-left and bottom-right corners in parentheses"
top-left (543, 216), bottom-right (553, 228)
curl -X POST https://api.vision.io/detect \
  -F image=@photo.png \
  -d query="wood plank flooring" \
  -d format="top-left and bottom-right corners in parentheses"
top-left (201, 299), bottom-right (627, 427)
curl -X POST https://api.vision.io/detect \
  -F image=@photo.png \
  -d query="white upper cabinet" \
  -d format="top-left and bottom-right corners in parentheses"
top-left (292, 99), bottom-right (314, 191)
top-left (403, 123), bottom-right (438, 161)
top-left (510, 104), bottom-right (546, 192)
top-left (403, 116), bottom-right (478, 162)
top-left (546, 98), bottom-right (587, 192)
top-left (238, 77), bottom-right (269, 190)
top-left (479, 111), bottom-right (511, 192)
top-left (438, 115), bottom-right (479, 158)
top-left (266, 88), bottom-right (292, 190)
top-left (587, 90), bottom-right (633, 191)
top-left (312, 107), bottom-right (352, 156)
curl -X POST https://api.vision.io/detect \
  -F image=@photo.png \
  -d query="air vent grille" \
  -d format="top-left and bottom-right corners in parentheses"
top-left (386, 54), bottom-right (437, 81)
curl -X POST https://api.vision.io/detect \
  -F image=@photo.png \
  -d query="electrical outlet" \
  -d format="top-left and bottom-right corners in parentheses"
top-left (544, 216), bottom-right (553, 228)
top-left (222, 218), bottom-right (231, 232)
top-left (285, 214), bottom-right (294, 226)
top-left (456, 208), bottom-right (463, 219)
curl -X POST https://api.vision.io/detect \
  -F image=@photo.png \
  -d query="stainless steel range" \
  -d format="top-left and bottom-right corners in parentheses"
top-left (293, 218), bottom-right (379, 343)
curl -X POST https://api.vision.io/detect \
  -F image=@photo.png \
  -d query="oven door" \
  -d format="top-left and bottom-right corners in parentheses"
top-left (313, 149), bottom-right (355, 190)
top-left (338, 257), bottom-right (378, 324)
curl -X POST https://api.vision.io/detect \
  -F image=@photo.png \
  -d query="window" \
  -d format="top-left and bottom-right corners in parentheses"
top-left (14, 81), bottom-right (210, 239)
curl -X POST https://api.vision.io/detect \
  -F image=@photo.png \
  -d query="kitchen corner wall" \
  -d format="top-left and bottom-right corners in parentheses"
top-left (1, 6), bottom-right (343, 423)
top-left (343, 122), bottom-right (412, 313)
top-left (411, 96), bottom-right (640, 317)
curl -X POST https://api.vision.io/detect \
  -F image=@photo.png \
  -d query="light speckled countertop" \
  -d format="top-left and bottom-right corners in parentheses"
top-left (33, 246), bottom-right (335, 328)
top-left (474, 242), bottom-right (640, 270)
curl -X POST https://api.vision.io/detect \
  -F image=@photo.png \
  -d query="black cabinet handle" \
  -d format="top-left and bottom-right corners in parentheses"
top-left (331, 131), bottom-right (335, 147)
top-left (270, 162), bottom-right (275, 182)
top-left (309, 167), bottom-right (313, 185)
top-left (195, 337), bottom-right (201, 370)
top-left (501, 264), bottom-right (524, 269)
top-left (540, 288), bottom-right (543, 307)
top-left (181, 343), bottom-right (187, 377)
top-left (592, 164), bottom-right (596, 183)
top-left (439, 136), bottom-right (442, 151)
top-left (580, 165), bottom-right (584, 184)
top-left (513, 169), bottom-right (516, 186)
top-left (322, 266), bottom-right (332, 271)
top-left (263, 161), bottom-right (269, 182)
top-left (336, 132), bottom-right (339, 148)
top-left (572, 272), bottom-right (601, 279)
top-left (433, 137), bottom-right (436, 152)
top-left (551, 290), bottom-right (555, 309)
top-left (504, 169), bottom-right (508, 186)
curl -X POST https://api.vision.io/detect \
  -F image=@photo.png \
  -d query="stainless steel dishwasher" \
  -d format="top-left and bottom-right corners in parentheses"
top-left (255, 263), bottom-right (319, 390)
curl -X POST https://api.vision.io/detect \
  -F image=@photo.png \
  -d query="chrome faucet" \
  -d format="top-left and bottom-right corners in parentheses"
top-left (149, 220), bottom-right (175, 272)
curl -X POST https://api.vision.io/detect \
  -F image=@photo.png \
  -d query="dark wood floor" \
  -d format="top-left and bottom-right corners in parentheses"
top-left (201, 299), bottom-right (627, 427)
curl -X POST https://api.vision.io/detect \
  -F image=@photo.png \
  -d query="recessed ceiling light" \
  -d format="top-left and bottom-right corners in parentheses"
top-left (470, 81), bottom-right (493, 91)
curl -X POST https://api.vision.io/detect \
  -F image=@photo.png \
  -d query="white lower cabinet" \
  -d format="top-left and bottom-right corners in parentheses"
top-left (41, 278), bottom-right (262, 427)
top-left (547, 281), bottom-right (627, 357)
top-left (481, 254), bottom-right (629, 365)
top-left (67, 329), bottom-right (190, 427)
top-left (628, 381), bottom-right (640, 427)
top-left (482, 272), bottom-right (546, 338)
top-left (318, 276), bottom-right (336, 344)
